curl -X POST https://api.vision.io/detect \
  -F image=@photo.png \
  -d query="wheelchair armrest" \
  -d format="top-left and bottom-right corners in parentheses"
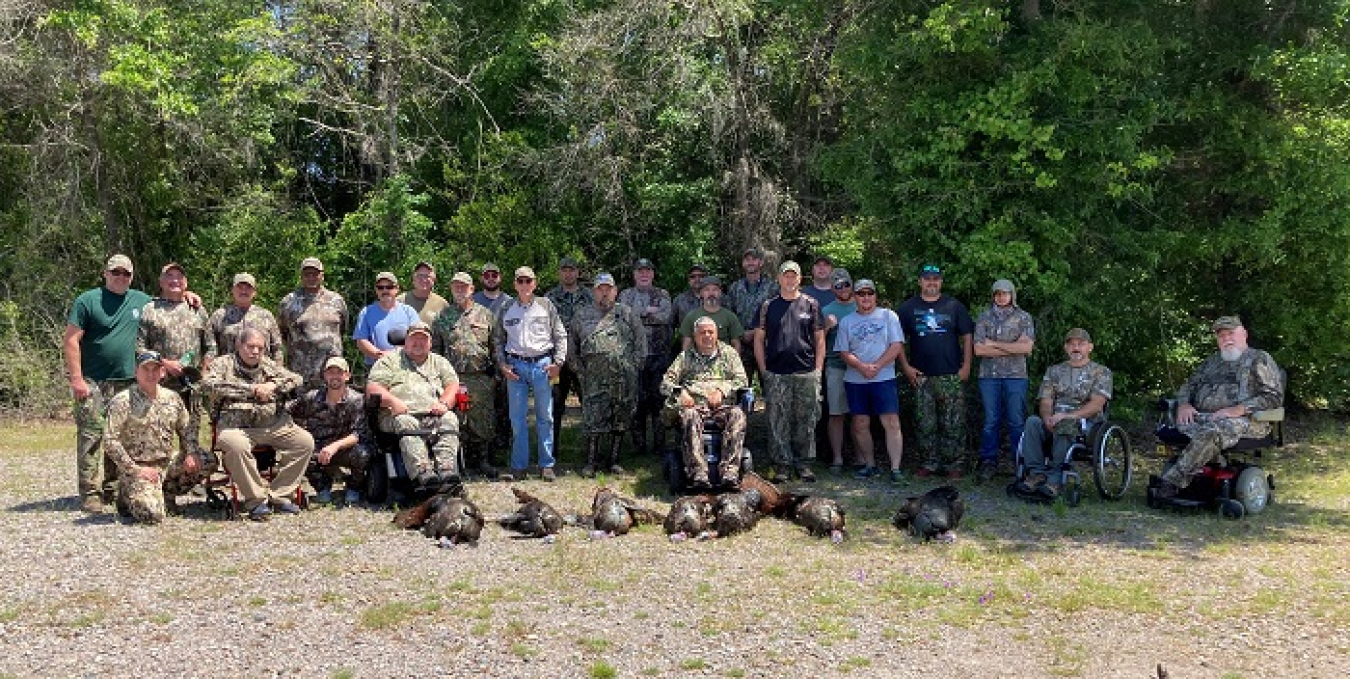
top-left (1251, 407), bottom-right (1284, 423)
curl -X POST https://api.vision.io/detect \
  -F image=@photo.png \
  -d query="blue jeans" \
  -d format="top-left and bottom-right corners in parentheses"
top-left (507, 356), bottom-right (555, 471)
top-left (978, 377), bottom-right (1028, 463)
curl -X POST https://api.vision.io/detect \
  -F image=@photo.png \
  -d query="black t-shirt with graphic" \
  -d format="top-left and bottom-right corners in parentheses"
top-left (757, 295), bottom-right (823, 375)
top-left (896, 294), bottom-right (973, 377)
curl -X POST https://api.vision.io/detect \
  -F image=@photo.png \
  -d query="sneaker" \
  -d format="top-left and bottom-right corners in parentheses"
top-left (854, 466), bottom-right (880, 480)
top-left (977, 460), bottom-right (997, 483)
top-left (272, 499), bottom-right (302, 515)
top-left (343, 488), bottom-right (362, 506)
top-left (796, 467), bottom-right (817, 483)
top-left (500, 470), bottom-right (522, 483)
top-left (249, 503), bottom-right (272, 522)
top-left (79, 495), bottom-right (103, 514)
top-left (541, 467), bottom-right (557, 482)
top-left (890, 469), bottom-right (906, 484)
top-left (915, 467), bottom-right (937, 478)
top-left (314, 488), bottom-right (334, 505)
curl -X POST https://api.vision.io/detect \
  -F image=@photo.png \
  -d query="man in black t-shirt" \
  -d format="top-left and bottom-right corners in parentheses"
top-left (896, 264), bottom-right (974, 479)
top-left (753, 261), bottom-right (825, 482)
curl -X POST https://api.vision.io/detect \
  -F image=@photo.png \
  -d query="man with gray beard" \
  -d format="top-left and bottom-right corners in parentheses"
top-left (1155, 316), bottom-right (1284, 499)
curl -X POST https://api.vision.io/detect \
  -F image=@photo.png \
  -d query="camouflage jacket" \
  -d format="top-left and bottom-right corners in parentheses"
top-left (367, 350), bottom-right (459, 414)
top-left (1037, 360), bottom-right (1113, 417)
top-left (1177, 348), bottom-right (1283, 414)
top-left (568, 302), bottom-right (646, 370)
top-left (726, 276), bottom-right (779, 330)
top-left (209, 304), bottom-right (284, 363)
top-left (203, 354), bottom-right (304, 429)
top-left (137, 298), bottom-right (217, 385)
top-left (287, 386), bottom-right (372, 447)
top-left (431, 301), bottom-right (497, 376)
top-left (661, 341), bottom-right (748, 407)
top-left (671, 289), bottom-right (703, 335)
top-left (545, 285), bottom-right (594, 327)
top-left (103, 385), bottom-right (195, 473)
top-left (974, 305), bottom-right (1035, 379)
top-left (278, 287), bottom-right (348, 370)
top-left (617, 286), bottom-right (672, 357)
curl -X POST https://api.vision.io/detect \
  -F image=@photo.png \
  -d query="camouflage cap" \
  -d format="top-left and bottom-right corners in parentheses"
top-left (779, 260), bottom-right (801, 275)
top-left (558, 256), bottom-right (579, 269)
top-left (1064, 328), bottom-right (1092, 343)
top-left (160, 261), bottom-right (185, 276)
top-left (105, 254), bottom-right (133, 273)
top-left (232, 272), bottom-right (257, 288)
top-left (514, 266), bottom-right (536, 280)
top-left (406, 320), bottom-right (433, 337)
top-left (323, 356), bottom-right (350, 372)
top-left (135, 350), bottom-right (163, 366)
top-left (593, 272), bottom-right (616, 288)
top-left (743, 246), bottom-right (765, 259)
top-left (375, 271), bottom-right (398, 285)
top-left (831, 268), bottom-right (852, 285)
top-left (450, 271), bottom-right (473, 286)
top-left (413, 261), bottom-right (435, 273)
top-left (1212, 316), bottom-right (1243, 331)
top-left (481, 262), bottom-right (501, 274)
top-left (688, 263), bottom-right (708, 274)
top-left (854, 278), bottom-right (877, 293)
top-left (300, 257), bottom-right (324, 271)
top-left (814, 254), bottom-right (834, 266)
top-left (633, 258), bottom-right (655, 270)
top-left (697, 275), bottom-right (722, 290)
top-left (992, 279), bottom-right (1015, 293)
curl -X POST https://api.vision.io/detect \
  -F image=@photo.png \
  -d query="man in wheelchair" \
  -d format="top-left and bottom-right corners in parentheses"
top-left (364, 320), bottom-right (463, 493)
top-left (1154, 316), bottom-right (1284, 500)
top-left (662, 317), bottom-right (750, 491)
top-left (1015, 328), bottom-right (1112, 500)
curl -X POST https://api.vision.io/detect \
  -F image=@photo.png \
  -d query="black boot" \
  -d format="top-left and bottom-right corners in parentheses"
top-left (581, 436), bottom-right (599, 478)
top-left (608, 434), bottom-right (627, 475)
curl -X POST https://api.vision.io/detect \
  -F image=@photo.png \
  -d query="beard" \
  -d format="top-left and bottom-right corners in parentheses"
top-left (1220, 347), bottom-right (1244, 361)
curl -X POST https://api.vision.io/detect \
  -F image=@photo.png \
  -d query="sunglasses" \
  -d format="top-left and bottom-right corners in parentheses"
top-left (833, 282), bottom-right (851, 289)
top-left (482, 271), bottom-right (500, 277)
top-left (516, 277), bottom-right (534, 283)
top-left (108, 269), bottom-right (132, 277)
top-left (855, 290), bottom-right (877, 296)
top-left (376, 284), bottom-right (397, 291)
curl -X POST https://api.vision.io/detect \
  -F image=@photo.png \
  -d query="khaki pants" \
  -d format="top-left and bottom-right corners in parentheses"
top-left (216, 418), bottom-right (314, 510)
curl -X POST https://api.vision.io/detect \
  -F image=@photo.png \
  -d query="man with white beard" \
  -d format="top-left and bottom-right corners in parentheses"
top-left (1154, 316), bottom-right (1284, 499)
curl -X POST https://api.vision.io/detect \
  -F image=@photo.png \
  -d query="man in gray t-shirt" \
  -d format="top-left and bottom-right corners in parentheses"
top-left (833, 279), bottom-right (906, 482)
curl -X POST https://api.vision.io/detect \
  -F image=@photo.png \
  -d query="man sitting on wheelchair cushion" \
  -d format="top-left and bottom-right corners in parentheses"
top-left (1017, 328), bottom-right (1112, 498)
top-left (661, 317), bottom-right (749, 490)
top-left (1155, 316), bottom-right (1283, 499)
top-left (364, 320), bottom-right (462, 490)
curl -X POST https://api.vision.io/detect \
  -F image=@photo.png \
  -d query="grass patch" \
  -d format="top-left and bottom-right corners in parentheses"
top-left (358, 601), bottom-right (417, 630)
top-left (577, 637), bottom-right (612, 653)
top-left (331, 670), bottom-right (356, 679)
top-left (510, 643), bottom-right (536, 659)
top-left (680, 658), bottom-right (707, 670)
top-left (839, 656), bottom-right (872, 672)
top-left (588, 661), bottom-right (617, 679)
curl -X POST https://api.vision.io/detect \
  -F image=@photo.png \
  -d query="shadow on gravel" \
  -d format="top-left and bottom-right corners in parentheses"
top-left (8, 495), bottom-right (82, 513)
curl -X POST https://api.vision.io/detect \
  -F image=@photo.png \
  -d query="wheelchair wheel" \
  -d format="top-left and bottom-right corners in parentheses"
top-left (1234, 467), bottom-right (1272, 515)
top-left (1091, 424), bottom-right (1133, 500)
top-left (1064, 478), bottom-right (1082, 507)
top-left (365, 456), bottom-right (390, 505)
top-left (1219, 498), bottom-right (1246, 520)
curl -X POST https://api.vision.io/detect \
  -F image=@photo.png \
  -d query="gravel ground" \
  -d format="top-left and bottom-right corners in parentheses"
top-left (1, 419), bottom-right (1348, 678)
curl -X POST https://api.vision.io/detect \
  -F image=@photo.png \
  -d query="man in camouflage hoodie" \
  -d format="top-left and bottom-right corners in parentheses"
top-left (569, 273), bottom-right (645, 477)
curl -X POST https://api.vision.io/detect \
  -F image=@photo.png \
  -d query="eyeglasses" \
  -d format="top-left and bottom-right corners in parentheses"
top-left (108, 269), bottom-right (132, 277)
top-left (855, 290), bottom-right (877, 296)
top-left (413, 273), bottom-right (433, 280)
top-left (482, 272), bottom-right (500, 277)
top-left (833, 282), bottom-right (851, 289)
top-left (687, 273), bottom-right (705, 279)
top-left (515, 277), bottom-right (534, 283)
top-left (376, 285), bottom-right (397, 291)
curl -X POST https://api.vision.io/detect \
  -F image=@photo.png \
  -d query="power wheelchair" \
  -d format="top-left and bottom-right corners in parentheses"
top-left (1146, 399), bottom-right (1281, 519)
top-left (663, 386), bottom-right (756, 496)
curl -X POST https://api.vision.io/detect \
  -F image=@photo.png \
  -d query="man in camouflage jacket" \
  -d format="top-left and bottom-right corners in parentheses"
top-left (432, 272), bottom-right (499, 477)
top-left (569, 273), bottom-right (645, 477)
top-left (663, 317), bottom-right (749, 490)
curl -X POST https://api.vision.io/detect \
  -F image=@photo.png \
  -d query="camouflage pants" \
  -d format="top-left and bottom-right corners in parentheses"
top-left (74, 378), bottom-right (134, 499)
top-left (631, 355), bottom-right (669, 452)
top-left (119, 452), bottom-right (215, 524)
top-left (679, 405), bottom-right (746, 481)
top-left (763, 371), bottom-right (820, 467)
top-left (1162, 414), bottom-right (1266, 487)
top-left (459, 373), bottom-right (497, 449)
top-left (306, 440), bottom-right (373, 490)
top-left (915, 374), bottom-right (967, 471)
top-left (171, 385), bottom-right (204, 453)
top-left (379, 411), bottom-right (460, 477)
top-left (580, 360), bottom-right (637, 435)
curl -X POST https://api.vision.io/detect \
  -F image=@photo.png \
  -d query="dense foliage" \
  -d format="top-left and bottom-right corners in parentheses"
top-left (2, 0), bottom-right (1348, 411)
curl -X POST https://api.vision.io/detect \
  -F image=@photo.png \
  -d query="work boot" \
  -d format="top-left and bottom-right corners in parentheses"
top-left (976, 459), bottom-right (998, 484)
top-left (1154, 480), bottom-right (1180, 500)
top-left (581, 436), bottom-right (600, 479)
top-left (80, 495), bottom-right (103, 514)
top-left (607, 435), bottom-right (626, 475)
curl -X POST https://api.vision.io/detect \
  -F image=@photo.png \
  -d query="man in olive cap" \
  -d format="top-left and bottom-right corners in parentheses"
top-left (546, 256), bottom-right (593, 449)
top-left (618, 258), bottom-right (673, 457)
top-left (279, 257), bottom-right (349, 390)
top-left (753, 260), bottom-right (826, 482)
top-left (1016, 328), bottom-right (1111, 499)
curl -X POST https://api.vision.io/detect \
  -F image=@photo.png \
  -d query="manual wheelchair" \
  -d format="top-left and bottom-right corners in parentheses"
top-left (1146, 399), bottom-right (1281, 520)
top-left (663, 387), bottom-right (756, 496)
top-left (1006, 405), bottom-right (1133, 506)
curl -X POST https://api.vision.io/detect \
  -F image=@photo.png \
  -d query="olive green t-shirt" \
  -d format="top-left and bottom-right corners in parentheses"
top-left (68, 286), bottom-right (153, 381)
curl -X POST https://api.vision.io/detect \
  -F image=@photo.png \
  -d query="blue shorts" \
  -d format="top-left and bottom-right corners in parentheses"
top-left (844, 379), bottom-right (899, 417)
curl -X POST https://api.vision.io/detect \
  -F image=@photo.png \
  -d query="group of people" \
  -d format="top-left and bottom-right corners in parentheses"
top-left (65, 250), bottom-right (1283, 523)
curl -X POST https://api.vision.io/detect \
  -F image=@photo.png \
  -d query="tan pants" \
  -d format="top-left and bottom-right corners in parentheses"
top-left (216, 419), bottom-right (314, 510)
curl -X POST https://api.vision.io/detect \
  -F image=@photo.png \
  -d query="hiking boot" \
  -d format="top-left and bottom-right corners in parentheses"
top-left (797, 467), bottom-right (817, 483)
top-left (719, 476), bottom-right (740, 491)
top-left (977, 460), bottom-right (998, 483)
top-left (1154, 480), bottom-right (1180, 500)
top-left (500, 469), bottom-right (522, 483)
top-left (540, 467), bottom-right (557, 482)
top-left (607, 464), bottom-right (627, 476)
top-left (80, 495), bottom-right (103, 514)
top-left (475, 463), bottom-right (498, 481)
top-left (164, 492), bottom-right (183, 516)
top-left (1037, 483), bottom-right (1061, 500)
top-left (771, 465), bottom-right (793, 483)
top-left (580, 464), bottom-right (597, 479)
top-left (854, 466), bottom-right (880, 480)
top-left (1015, 473), bottom-right (1047, 494)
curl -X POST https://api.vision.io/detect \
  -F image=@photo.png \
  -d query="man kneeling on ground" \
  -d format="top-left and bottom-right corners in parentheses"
top-left (662, 317), bottom-right (749, 490)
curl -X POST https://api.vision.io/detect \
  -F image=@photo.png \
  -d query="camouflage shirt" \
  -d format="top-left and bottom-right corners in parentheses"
top-left (974, 305), bottom-right (1036, 379)
top-left (278, 287), bottom-right (348, 384)
top-left (569, 302), bottom-right (646, 368)
top-left (137, 298), bottom-right (217, 385)
top-left (287, 386), bottom-right (371, 447)
top-left (209, 304), bottom-right (285, 363)
top-left (1038, 360), bottom-right (1113, 417)
top-left (671, 290), bottom-right (703, 334)
top-left (662, 341), bottom-right (748, 407)
top-left (103, 385), bottom-right (196, 473)
top-left (617, 286), bottom-right (672, 357)
top-left (367, 350), bottom-right (459, 414)
top-left (203, 354), bottom-right (304, 429)
top-left (726, 276), bottom-right (779, 330)
top-left (431, 301), bottom-right (497, 376)
top-left (1177, 348), bottom-right (1283, 414)
top-left (545, 285), bottom-right (594, 326)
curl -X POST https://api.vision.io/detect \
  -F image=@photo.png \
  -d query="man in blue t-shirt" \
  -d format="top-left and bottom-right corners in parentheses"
top-left (896, 264), bottom-right (974, 479)
top-left (835, 279), bottom-right (907, 483)
top-left (353, 271), bottom-right (420, 367)
top-left (64, 254), bottom-right (154, 513)
top-left (753, 261), bottom-right (825, 482)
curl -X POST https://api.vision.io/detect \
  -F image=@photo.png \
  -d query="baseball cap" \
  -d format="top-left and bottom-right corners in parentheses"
top-left (688, 263), bottom-right (708, 274)
top-left (450, 271), bottom-right (473, 285)
top-left (232, 272), bottom-right (257, 288)
top-left (105, 254), bottom-right (133, 274)
top-left (697, 275), bottom-right (722, 289)
top-left (593, 272), bottom-right (616, 287)
top-left (135, 350), bottom-right (163, 366)
top-left (323, 356), bottom-right (350, 372)
top-left (375, 271), bottom-right (398, 286)
top-left (481, 262), bottom-right (501, 274)
top-left (920, 264), bottom-right (942, 277)
top-left (633, 258), bottom-right (654, 270)
top-left (300, 257), bottom-right (324, 271)
top-left (559, 256), bottom-right (579, 269)
top-left (1064, 328), bottom-right (1092, 343)
top-left (814, 255), bottom-right (833, 266)
top-left (406, 321), bottom-right (433, 337)
top-left (413, 261), bottom-right (435, 273)
top-left (831, 268), bottom-right (852, 286)
top-left (514, 266), bottom-right (536, 280)
top-left (779, 261), bottom-right (801, 275)
top-left (992, 279), bottom-right (1015, 292)
top-left (160, 262), bottom-right (185, 275)
top-left (1212, 316), bottom-right (1243, 331)
top-left (743, 246), bottom-right (765, 259)
top-left (854, 278), bottom-right (877, 293)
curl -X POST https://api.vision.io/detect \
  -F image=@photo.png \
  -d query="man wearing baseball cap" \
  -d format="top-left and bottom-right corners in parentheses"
top-left (353, 271), bottom-right (419, 366)
top-left (618, 258), bottom-right (673, 457)
top-left (726, 246), bottom-right (778, 389)
top-left (431, 271), bottom-right (502, 478)
top-left (279, 256), bottom-right (349, 390)
top-left (136, 262), bottom-right (217, 453)
top-left (472, 262), bottom-right (512, 315)
top-left (546, 256), bottom-right (594, 449)
top-left (397, 261), bottom-right (449, 325)
top-left (492, 266), bottom-right (568, 481)
top-left (1154, 316), bottom-right (1284, 499)
top-left (568, 272), bottom-right (645, 477)
top-left (287, 356), bottom-right (373, 506)
top-left (972, 278), bottom-right (1035, 482)
top-left (64, 254), bottom-right (154, 513)
top-left (1016, 328), bottom-right (1112, 500)
top-left (209, 272), bottom-right (284, 364)
top-left (753, 260), bottom-right (826, 482)
top-left (672, 263), bottom-right (709, 336)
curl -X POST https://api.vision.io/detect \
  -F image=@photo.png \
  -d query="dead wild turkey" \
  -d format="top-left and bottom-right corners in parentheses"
top-left (497, 487), bottom-right (564, 538)
top-left (892, 485), bottom-right (964, 542)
